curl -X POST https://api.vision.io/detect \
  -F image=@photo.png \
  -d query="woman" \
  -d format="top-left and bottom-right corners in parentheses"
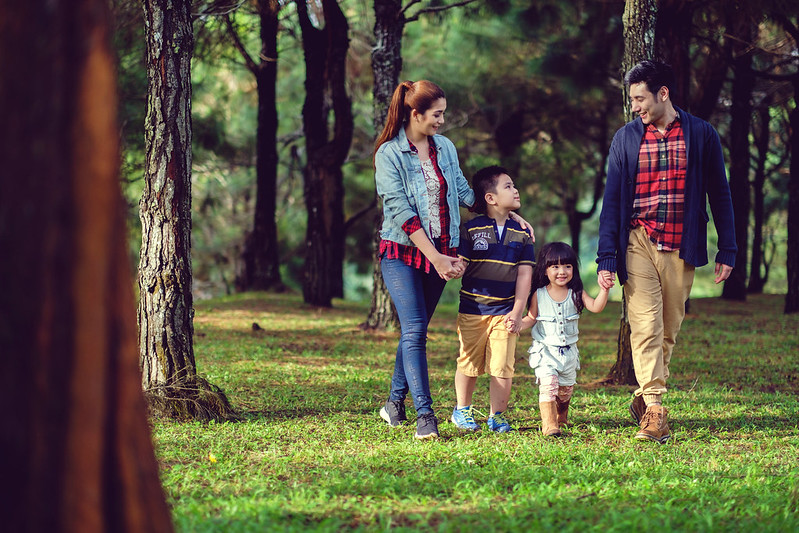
top-left (374, 80), bottom-right (531, 439)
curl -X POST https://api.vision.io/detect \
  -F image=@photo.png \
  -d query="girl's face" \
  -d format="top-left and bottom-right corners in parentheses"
top-left (546, 261), bottom-right (573, 287)
top-left (410, 98), bottom-right (446, 137)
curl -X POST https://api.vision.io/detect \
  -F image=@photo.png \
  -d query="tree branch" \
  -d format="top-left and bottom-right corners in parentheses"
top-left (405, 0), bottom-right (479, 23)
top-left (224, 13), bottom-right (258, 74)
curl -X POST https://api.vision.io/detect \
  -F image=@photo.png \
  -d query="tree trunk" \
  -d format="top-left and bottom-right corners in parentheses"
top-left (656, 0), bottom-right (692, 108)
top-left (363, 0), bottom-right (404, 330)
top-left (236, 0), bottom-right (284, 292)
top-left (140, 0), bottom-right (235, 419)
top-left (748, 105), bottom-right (770, 294)
top-left (604, 0), bottom-right (658, 386)
top-left (621, 0), bottom-right (658, 118)
top-left (786, 75), bottom-right (799, 313)
top-left (0, 0), bottom-right (173, 530)
top-left (297, 0), bottom-right (354, 307)
top-left (722, 9), bottom-right (754, 301)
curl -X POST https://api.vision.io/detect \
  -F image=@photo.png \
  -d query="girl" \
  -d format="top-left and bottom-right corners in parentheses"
top-left (374, 80), bottom-right (532, 439)
top-left (520, 242), bottom-right (609, 437)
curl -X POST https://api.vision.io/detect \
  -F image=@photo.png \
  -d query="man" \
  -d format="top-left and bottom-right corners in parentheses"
top-left (596, 60), bottom-right (736, 444)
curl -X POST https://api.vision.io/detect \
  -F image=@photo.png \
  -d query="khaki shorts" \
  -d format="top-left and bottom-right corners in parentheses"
top-left (456, 313), bottom-right (518, 378)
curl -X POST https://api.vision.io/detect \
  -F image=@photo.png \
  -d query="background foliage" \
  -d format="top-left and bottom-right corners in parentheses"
top-left (113, 0), bottom-right (794, 303)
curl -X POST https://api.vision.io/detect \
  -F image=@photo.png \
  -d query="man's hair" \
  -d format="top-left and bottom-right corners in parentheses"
top-left (471, 165), bottom-right (509, 215)
top-left (624, 60), bottom-right (676, 100)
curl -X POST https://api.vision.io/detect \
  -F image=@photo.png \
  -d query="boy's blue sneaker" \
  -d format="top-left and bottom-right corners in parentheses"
top-left (451, 405), bottom-right (481, 432)
top-left (487, 411), bottom-right (514, 433)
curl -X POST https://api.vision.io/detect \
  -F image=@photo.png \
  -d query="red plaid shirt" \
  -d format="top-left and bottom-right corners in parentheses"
top-left (632, 114), bottom-right (687, 251)
top-left (379, 136), bottom-right (456, 273)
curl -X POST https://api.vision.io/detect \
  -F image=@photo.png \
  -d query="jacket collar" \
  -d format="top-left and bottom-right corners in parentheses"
top-left (398, 126), bottom-right (439, 154)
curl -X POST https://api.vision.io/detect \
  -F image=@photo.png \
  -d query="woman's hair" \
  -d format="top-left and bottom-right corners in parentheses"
top-left (530, 241), bottom-right (584, 313)
top-left (470, 165), bottom-right (509, 215)
top-left (373, 80), bottom-right (446, 158)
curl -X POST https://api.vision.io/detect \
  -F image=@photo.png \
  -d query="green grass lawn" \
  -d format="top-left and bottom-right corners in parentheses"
top-left (153, 292), bottom-right (799, 532)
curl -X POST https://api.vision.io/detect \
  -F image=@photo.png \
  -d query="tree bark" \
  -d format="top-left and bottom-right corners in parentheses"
top-left (363, 0), bottom-right (405, 330)
top-left (786, 75), bottom-right (799, 313)
top-left (140, 0), bottom-right (235, 419)
top-left (233, 1), bottom-right (284, 292)
top-left (0, 0), bottom-right (173, 530)
top-left (748, 105), bottom-right (770, 294)
top-left (604, 0), bottom-right (658, 386)
top-left (722, 8), bottom-right (755, 301)
top-left (297, 0), bottom-right (354, 307)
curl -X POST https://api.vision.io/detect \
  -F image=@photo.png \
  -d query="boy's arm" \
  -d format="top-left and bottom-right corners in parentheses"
top-left (519, 290), bottom-right (538, 331)
top-left (505, 264), bottom-right (532, 333)
top-left (582, 285), bottom-right (609, 313)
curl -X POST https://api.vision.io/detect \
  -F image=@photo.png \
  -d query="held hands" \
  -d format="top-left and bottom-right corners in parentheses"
top-left (597, 270), bottom-right (615, 291)
top-left (433, 255), bottom-right (465, 281)
top-left (714, 263), bottom-right (733, 284)
top-left (504, 310), bottom-right (523, 334)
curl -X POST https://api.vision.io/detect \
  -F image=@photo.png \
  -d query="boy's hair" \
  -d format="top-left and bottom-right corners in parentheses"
top-left (624, 60), bottom-right (676, 101)
top-left (470, 165), bottom-right (510, 215)
top-left (530, 242), bottom-right (584, 313)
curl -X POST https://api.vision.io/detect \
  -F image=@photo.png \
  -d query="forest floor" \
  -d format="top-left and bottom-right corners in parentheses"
top-left (153, 292), bottom-right (799, 532)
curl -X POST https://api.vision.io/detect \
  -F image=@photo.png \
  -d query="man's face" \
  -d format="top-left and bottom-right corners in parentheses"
top-left (629, 82), bottom-right (667, 126)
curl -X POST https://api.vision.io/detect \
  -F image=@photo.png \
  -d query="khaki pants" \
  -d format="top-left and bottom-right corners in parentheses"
top-left (625, 226), bottom-right (695, 397)
top-left (456, 313), bottom-right (518, 378)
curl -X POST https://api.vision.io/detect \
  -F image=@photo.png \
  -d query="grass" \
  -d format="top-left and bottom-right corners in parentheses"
top-left (153, 292), bottom-right (799, 532)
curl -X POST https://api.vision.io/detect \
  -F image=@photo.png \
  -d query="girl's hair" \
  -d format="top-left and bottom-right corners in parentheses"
top-left (373, 80), bottom-right (446, 159)
top-left (530, 242), bottom-right (584, 313)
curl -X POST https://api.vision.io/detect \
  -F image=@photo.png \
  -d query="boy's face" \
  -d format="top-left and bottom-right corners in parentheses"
top-left (486, 174), bottom-right (521, 211)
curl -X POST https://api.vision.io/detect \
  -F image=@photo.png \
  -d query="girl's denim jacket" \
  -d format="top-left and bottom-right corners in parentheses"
top-left (375, 127), bottom-right (474, 248)
top-left (531, 288), bottom-right (580, 347)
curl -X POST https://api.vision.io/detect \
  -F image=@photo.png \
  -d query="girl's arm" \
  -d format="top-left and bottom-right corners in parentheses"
top-left (505, 264), bottom-right (533, 333)
top-left (519, 291), bottom-right (538, 331)
top-left (582, 286), bottom-right (610, 313)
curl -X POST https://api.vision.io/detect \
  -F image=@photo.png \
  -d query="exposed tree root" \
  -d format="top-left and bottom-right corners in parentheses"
top-left (144, 374), bottom-right (238, 422)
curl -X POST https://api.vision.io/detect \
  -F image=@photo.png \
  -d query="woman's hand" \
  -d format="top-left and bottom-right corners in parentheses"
top-left (432, 254), bottom-right (465, 281)
top-left (509, 212), bottom-right (535, 242)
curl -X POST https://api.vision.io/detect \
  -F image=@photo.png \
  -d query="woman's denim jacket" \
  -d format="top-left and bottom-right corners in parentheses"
top-left (375, 127), bottom-right (475, 248)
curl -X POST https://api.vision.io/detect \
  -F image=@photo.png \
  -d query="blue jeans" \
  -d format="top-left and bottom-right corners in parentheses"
top-left (381, 258), bottom-right (447, 417)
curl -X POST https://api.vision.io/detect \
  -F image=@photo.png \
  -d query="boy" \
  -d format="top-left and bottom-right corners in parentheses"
top-left (452, 166), bottom-right (534, 433)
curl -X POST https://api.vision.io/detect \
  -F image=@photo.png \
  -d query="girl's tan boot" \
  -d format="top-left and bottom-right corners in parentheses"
top-left (539, 401), bottom-right (561, 437)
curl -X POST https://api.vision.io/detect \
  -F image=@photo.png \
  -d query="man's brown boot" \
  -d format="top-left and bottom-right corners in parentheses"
top-left (539, 401), bottom-right (562, 437)
top-left (635, 404), bottom-right (671, 444)
top-left (629, 395), bottom-right (646, 425)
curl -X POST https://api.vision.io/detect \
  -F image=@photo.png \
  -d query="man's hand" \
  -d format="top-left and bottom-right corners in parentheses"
top-left (714, 263), bottom-right (733, 284)
top-left (597, 270), bottom-right (615, 291)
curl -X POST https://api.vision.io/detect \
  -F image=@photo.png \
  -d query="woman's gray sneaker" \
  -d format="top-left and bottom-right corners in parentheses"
top-left (414, 413), bottom-right (439, 439)
top-left (380, 399), bottom-right (407, 426)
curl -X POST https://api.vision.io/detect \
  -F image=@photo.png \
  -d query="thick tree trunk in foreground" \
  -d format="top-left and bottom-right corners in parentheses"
top-left (362, 0), bottom-right (404, 330)
top-left (0, 1), bottom-right (173, 530)
top-left (604, 0), bottom-right (658, 386)
top-left (140, 0), bottom-right (234, 419)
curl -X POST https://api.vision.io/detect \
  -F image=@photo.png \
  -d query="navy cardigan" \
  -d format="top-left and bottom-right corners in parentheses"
top-left (596, 106), bottom-right (737, 284)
